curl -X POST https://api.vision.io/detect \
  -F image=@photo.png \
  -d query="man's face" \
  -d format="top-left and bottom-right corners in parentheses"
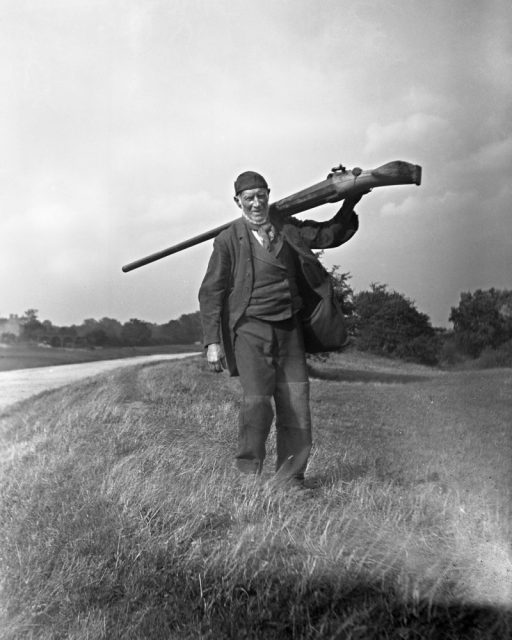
top-left (235, 188), bottom-right (270, 226)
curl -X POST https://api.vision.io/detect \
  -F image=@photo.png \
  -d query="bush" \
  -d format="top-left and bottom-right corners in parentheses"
top-left (353, 284), bottom-right (440, 365)
top-left (394, 334), bottom-right (440, 366)
top-left (449, 289), bottom-right (512, 357)
top-left (438, 334), bottom-right (467, 367)
top-left (472, 339), bottom-right (512, 369)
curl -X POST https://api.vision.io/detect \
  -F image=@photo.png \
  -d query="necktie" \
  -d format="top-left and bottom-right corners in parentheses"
top-left (244, 219), bottom-right (279, 252)
top-left (256, 223), bottom-right (274, 251)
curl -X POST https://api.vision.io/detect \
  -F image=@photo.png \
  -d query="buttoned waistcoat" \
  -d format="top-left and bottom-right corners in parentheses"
top-left (198, 209), bottom-right (359, 375)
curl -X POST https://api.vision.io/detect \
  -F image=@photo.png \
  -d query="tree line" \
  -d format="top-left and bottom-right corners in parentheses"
top-left (2, 279), bottom-right (511, 367)
top-left (0, 310), bottom-right (202, 349)
top-left (330, 270), bottom-right (512, 367)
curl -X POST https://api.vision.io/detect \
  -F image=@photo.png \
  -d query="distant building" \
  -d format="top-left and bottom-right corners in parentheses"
top-left (0, 314), bottom-right (22, 338)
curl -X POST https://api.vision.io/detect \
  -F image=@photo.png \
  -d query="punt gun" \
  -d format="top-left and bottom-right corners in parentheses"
top-left (122, 160), bottom-right (421, 273)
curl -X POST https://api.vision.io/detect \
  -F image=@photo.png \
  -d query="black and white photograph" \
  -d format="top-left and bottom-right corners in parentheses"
top-left (0, 1), bottom-right (510, 637)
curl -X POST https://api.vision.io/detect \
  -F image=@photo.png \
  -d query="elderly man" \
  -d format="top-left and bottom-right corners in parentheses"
top-left (198, 171), bottom-right (361, 485)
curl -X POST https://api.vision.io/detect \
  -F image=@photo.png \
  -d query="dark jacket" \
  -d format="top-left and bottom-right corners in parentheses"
top-left (198, 209), bottom-right (358, 375)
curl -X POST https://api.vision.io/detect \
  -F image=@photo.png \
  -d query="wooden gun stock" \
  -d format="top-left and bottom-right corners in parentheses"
top-left (122, 160), bottom-right (421, 272)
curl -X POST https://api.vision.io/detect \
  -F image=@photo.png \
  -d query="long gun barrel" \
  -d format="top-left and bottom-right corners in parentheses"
top-left (122, 160), bottom-right (421, 272)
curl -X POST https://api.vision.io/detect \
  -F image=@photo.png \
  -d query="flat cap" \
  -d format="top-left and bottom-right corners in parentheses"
top-left (234, 171), bottom-right (269, 195)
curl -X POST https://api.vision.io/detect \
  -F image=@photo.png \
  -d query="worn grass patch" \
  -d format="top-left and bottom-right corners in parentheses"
top-left (0, 355), bottom-right (510, 639)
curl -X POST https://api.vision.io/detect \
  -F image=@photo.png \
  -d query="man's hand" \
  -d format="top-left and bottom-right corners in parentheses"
top-left (206, 343), bottom-right (226, 373)
top-left (338, 190), bottom-right (369, 217)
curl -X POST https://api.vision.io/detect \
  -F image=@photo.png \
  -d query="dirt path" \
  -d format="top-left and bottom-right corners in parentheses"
top-left (0, 353), bottom-right (199, 410)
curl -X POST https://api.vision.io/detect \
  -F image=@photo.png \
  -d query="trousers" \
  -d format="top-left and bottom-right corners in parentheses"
top-left (233, 315), bottom-right (312, 478)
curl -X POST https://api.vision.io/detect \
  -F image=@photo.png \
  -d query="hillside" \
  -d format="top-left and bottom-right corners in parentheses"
top-left (0, 353), bottom-right (510, 638)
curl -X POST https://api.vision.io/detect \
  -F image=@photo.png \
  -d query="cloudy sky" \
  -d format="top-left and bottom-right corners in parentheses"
top-left (1, 0), bottom-right (510, 328)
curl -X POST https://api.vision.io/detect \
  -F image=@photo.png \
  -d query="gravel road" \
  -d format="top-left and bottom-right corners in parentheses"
top-left (0, 353), bottom-right (199, 410)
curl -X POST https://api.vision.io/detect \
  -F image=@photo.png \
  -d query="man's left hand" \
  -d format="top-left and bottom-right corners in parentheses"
top-left (338, 190), bottom-right (369, 216)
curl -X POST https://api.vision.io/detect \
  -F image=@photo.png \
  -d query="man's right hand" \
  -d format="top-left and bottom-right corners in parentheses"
top-left (206, 343), bottom-right (226, 373)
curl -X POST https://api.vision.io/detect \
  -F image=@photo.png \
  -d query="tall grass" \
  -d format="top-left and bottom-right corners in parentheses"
top-left (0, 357), bottom-right (510, 638)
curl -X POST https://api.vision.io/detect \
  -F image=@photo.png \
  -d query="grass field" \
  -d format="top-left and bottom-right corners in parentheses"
top-left (0, 343), bottom-right (202, 372)
top-left (0, 351), bottom-right (510, 638)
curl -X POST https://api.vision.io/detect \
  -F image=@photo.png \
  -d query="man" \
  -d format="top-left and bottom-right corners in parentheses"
top-left (198, 170), bottom-right (362, 485)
